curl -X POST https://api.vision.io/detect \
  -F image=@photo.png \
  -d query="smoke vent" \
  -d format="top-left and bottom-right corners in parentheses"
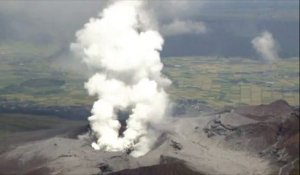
top-left (116, 109), bottom-right (132, 137)
top-left (71, 1), bottom-right (170, 157)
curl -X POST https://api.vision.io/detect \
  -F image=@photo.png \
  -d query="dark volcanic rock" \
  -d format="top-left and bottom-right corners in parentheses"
top-left (99, 163), bottom-right (113, 174)
top-left (170, 140), bottom-right (183, 151)
top-left (204, 100), bottom-right (299, 175)
top-left (234, 100), bottom-right (293, 121)
top-left (0, 100), bottom-right (298, 175)
top-left (160, 155), bottom-right (185, 164)
top-left (108, 162), bottom-right (204, 175)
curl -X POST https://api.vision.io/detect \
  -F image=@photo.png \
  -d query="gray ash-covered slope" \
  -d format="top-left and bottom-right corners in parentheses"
top-left (204, 100), bottom-right (299, 175)
top-left (0, 100), bottom-right (298, 175)
top-left (108, 162), bottom-right (204, 175)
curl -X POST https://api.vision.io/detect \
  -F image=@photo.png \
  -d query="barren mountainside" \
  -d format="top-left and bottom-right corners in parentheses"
top-left (0, 100), bottom-right (298, 175)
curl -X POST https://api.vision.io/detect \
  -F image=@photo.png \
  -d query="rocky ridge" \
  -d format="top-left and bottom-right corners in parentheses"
top-left (0, 100), bottom-right (298, 175)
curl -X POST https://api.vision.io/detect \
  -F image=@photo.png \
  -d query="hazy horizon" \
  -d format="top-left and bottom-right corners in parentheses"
top-left (0, 0), bottom-right (298, 59)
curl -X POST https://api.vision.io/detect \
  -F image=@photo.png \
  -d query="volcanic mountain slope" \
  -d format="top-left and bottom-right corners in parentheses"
top-left (0, 100), bottom-right (298, 175)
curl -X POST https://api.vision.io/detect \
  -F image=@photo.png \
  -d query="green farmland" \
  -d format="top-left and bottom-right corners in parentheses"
top-left (0, 43), bottom-right (298, 108)
top-left (162, 56), bottom-right (299, 107)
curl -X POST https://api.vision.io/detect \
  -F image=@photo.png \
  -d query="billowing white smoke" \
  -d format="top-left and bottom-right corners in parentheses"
top-left (252, 31), bottom-right (279, 63)
top-left (71, 1), bottom-right (170, 157)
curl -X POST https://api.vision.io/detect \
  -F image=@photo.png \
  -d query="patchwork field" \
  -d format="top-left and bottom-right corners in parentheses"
top-left (163, 56), bottom-right (299, 107)
top-left (0, 44), bottom-right (298, 145)
top-left (0, 44), bottom-right (299, 108)
top-left (0, 45), bottom-right (93, 106)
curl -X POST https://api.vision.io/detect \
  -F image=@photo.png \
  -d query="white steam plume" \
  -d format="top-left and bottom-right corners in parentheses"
top-left (71, 1), bottom-right (170, 157)
top-left (252, 31), bottom-right (280, 63)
